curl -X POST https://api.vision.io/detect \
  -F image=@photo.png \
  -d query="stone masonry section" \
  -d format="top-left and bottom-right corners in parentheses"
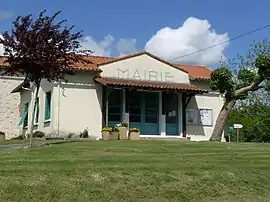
top-left (0, 76), bottom-right (24, 139)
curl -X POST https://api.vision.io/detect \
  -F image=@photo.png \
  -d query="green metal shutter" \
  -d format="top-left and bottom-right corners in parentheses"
top-left (18, 103), bottom-right (29, 126)
top-left (45, 91), bottom-right (51, 120)
top-left (35, 97), bottom-right (39, 123)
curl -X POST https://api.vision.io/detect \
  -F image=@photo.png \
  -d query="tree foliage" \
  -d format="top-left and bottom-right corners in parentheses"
top-left (0, 10), bottom-right (91, 84)
top-left (209, 67), bottom-right (234, 98)
top-left (226, 100), bottom-right (270, 142)
top-left (210, 40), bottom-right (270, 141)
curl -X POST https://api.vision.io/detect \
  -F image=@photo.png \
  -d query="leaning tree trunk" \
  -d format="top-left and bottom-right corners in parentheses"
top-left (29, 82), bottom-right (40, 147)
top-left (209, 98), bottom-right (237, 141)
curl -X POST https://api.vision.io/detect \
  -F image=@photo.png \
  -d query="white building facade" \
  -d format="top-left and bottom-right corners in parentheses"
top-left (10, 52), bottom-right (224, 141)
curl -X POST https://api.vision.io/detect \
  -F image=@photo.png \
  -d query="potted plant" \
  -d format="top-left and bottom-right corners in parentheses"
top-left (128, 128), bottom-right (140, 140)
top-left (116, 122), bottom-right (128, 140)
top-left (101, 127), bottom-right (112, 140)
top-left (110, 127), bottom-right (119, 140)
top-left (0, 131), bottom-right (5, 141)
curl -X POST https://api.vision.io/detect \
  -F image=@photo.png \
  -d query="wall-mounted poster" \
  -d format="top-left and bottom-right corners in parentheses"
top-left (186, 109), bottom-right (198, 124)
top-left (199, 109), bottom-right (212, 126)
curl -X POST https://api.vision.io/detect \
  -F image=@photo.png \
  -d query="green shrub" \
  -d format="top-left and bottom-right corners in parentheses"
top-left (79, 129), bottom-right (89, 138)
top-left (68, 132), bottom-right (77, 138)
top-left (129, 128), bottom-right (140, 132)
top-left (32, 131), bottom-right (45, 138)
top-left (101, 127), bottom-right (112, 132)
top-left (116, 122), bottom-right (128, 127)
top-left (111, 127), bottom-right (119, 132)
top-left (10, 135), bottom-right (25, 140)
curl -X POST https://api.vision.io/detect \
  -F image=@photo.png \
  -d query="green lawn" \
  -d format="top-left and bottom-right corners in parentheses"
top-left (0, 139), bottom-right (30, 145)
top-left (0, 141), bottom-right (270, 202)
top-left (0, 139), bottom-right (43, 145)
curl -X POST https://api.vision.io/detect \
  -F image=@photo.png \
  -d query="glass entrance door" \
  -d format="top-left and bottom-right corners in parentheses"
top-left (126, 90), bottom-right (159, 135)
top-left (162, 92), bottom-right (178, 135)
top-left (143, 92), bottom-right (159, 134)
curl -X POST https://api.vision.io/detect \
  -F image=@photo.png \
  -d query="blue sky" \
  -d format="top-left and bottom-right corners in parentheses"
top-left (0, 0), bottom-right (270, 68)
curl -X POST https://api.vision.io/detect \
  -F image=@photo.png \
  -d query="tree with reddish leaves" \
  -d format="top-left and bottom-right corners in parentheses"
top-left (0, 10), bottom-right (91, 146)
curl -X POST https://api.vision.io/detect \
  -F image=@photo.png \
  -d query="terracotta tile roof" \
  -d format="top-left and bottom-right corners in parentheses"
top-left (174, 64), bottom-right (212, 80)
top-left (71, 56), bottom-right (114, 72)
top-left (84, 55), bottom-right (114, 64)
top-left (0, 53), bottom-right (212, 80)
top-left (0, 55), bottom-right (114, 72)
top-left (95, 77), bottom-right (208, 93)
top-left (0, 56), bottom-right (8, 68)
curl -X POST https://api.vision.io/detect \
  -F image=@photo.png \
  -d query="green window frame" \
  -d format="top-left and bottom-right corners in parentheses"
top-left (45, 91), bottom-right (52, 121)
top-left (18, 103), bottom-right (29, 127)
top-left (35, 97), bottom-right (39, 123)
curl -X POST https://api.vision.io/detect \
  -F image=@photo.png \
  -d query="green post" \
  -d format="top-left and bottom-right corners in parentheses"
top-left (224, 125), bottom-right (233, 142)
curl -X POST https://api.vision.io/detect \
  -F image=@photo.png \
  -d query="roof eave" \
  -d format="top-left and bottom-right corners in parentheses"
top-left (101, 84), bottom-right (208, 94)
top-left (193, 77), bottom-right (210, 81)
top-left (95, 77), bottom-right (208, 94)
top-left (71, 67), bottom-right (102, 73)
top-left (11, 82), bottom-right (24, 93)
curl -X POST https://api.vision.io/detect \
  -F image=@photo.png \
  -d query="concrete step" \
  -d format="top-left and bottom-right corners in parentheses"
top-left (139, 136), bottom-right (188, 141)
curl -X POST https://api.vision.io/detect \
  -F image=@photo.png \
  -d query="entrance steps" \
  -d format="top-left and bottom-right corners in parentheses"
top-left (139, 136), bottom-right (188, 141)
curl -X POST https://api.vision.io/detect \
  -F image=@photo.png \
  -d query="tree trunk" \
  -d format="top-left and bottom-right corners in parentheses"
top-left (209, 98), bottom-right (237, 141)
top-left (29, 82), bottom-right (40, 147)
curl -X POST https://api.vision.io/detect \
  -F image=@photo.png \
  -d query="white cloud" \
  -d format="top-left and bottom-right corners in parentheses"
top-left (80, 35), bottom-right (115, 56)
top-left (80, 35), bottom-right (137, 57)
top-left (116, 38), bottom-right (137, 56)
top-left (0, 34), bottom-right (138, 57)
top-left (2, 17), bottom-right (230, 64)
top-left (145, 17), bottom-right (229, 65)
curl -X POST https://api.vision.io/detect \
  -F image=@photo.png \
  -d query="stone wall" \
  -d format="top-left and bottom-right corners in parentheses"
top-left (0, 76), bottom-right (24, 139)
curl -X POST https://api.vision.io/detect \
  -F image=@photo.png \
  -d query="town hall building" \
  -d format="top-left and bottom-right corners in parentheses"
top-left (1, 52), bottom-right (224, 141)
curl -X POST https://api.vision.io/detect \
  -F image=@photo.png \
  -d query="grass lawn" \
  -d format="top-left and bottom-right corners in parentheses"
top-left (0, 139), bottom-right (43, 145)
top-left (0, 139), bottom-right (30, 145)
top-left (0, 141), bottom-right (270, 202)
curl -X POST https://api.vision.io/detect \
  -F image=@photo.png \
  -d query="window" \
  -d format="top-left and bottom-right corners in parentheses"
top-left (18, 103), bottom-right (29, 127)
top-left (45, 91), bottom-right (52, 121)
top-left (126, 90), bottom-right (141, 123)
top-left (35, 97), bottom-right (39, 124)
top-left (108, 90), bottom-right (122, 122)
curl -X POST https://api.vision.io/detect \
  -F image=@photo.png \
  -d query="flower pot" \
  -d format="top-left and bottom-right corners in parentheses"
top-left (0, 133), bottom-right (5, 141)
top-left (102, 131), bottom-right (110, 140)
top-left (129, 131), bottom-right (140, 140)
top-left (110, 131), bottom-right (119, 140)
top-left (118, 127), bottom-right (128, 140)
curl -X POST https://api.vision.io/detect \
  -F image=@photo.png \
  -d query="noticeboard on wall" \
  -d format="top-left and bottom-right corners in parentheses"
top-left (199, 109), bottom-right (212, 126)
top-left (186, 108), bottom-right (213, 126)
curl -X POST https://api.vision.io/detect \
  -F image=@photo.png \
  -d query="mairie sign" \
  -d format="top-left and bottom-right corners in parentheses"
top-left (117, 68), bottom-right (174, 82)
